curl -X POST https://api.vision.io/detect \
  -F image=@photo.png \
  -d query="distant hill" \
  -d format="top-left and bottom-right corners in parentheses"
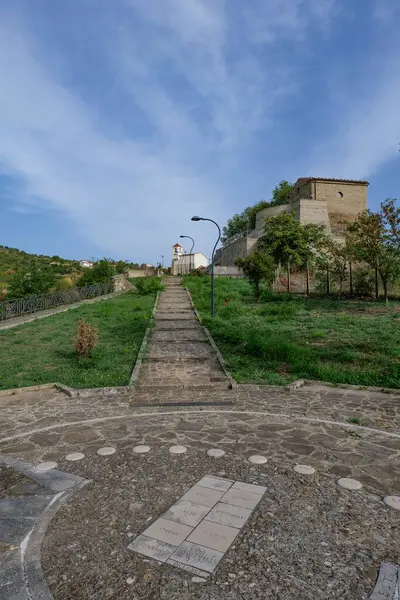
top-left (0, 245), bottom-right (83, 297)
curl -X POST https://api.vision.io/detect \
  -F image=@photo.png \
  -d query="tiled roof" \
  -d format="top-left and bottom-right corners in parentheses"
top-left (172, 243), bottom-right (183, 248)
top-left (295, 177), bottom-right (369, 185)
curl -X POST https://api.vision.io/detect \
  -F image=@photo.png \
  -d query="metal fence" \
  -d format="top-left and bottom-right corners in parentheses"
top-left (0, 281), bottom-right (113, 321)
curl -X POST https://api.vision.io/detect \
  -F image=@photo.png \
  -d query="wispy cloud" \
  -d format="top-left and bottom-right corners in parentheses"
top-left (0, 1), bottom-right (399, 260)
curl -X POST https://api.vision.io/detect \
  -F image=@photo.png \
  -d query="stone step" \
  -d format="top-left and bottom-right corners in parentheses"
top-left (147, 341), bottom-right (215, 360)
top-left (136, 382), bottom-right (231, 391)
top-left (153, 321), bottom-right (203, 330)
top-left (137, 359), bottom-right (228, 388)
top-left (156, 306), bottom-right (193, 312)
top-left (151, 330), bottom-right (208, 342)
top-left (155, 313), bottom-right (194, 321)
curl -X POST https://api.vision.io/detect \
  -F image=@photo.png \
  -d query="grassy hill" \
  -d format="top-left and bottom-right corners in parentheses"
top-left (0, 245), bottom-right (83, 298)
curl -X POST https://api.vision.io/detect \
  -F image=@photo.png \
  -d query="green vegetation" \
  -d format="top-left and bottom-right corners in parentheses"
top-left (236, 252), bottom-right (275, 299)
top-left (77, 259), bottom-right (116, 288)
top-left (130, 276), bottom-right (165, 295)
top-left (0, 246), bottom-right (82, 298)
top-left (0, 292), bottom-right (154, 390)
top-left (185, 276), bottom-right (400, 388)
top-left (221, 180), bottom-right (294, 242)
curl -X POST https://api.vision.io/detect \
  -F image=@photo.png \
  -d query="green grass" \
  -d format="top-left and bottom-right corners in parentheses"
top-left (184, 276), bottom-right (400, 388)
top-left (0, 292), bottom-right (154, 390)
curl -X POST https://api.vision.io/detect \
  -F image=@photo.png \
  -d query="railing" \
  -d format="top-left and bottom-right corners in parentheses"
top-left (0, 281), bottom-right (113, 321)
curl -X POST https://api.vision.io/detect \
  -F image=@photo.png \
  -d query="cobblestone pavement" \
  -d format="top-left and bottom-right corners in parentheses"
top-left (137, 279), bottom-right (230, 389)
top-left (1, 279), bottom-right (400, 599)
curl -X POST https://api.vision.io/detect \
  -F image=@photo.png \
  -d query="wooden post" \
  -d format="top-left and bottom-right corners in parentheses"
top-left (326, 266), bottom-right (330, 296)
top-left (287, 258), bottom-right (291, 293)
top-left (349, 261), bottom-right (353, 295)
top-left (306, 261), bottom-right (310, 296)
top-left (375, 266), bottom-right (379, 300)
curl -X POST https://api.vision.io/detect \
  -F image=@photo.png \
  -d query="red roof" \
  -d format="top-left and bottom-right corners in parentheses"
top-left (295, 177), bottom-right (369, 186)
top-left (173, 243), bottom-right (183, 248)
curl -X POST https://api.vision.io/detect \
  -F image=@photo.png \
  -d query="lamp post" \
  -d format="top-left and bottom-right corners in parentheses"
top-left (191, 216), bottom-right (221, 317)
top-left (180, 235), bottom-right (194, 274)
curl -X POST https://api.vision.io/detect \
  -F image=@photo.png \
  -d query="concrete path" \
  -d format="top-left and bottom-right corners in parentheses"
top-left (137, 278), bottom-right (230, 390)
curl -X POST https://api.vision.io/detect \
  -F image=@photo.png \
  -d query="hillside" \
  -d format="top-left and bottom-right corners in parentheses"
top-left (0, 245), bottom-right (83, 297)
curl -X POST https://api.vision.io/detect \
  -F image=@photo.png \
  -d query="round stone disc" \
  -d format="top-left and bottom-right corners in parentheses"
top-left (97, 447), bottom-right (116, 456)
top-left (35, 461), bottom-right (57, 472)
top-left (337, 477), bottom-right (363, 490)
top-left (206, 448), bottom-right (226, 458)
top-left (248, 455), bottom-right (267, 465)
top-left (169, 445), bottom-right (187, 454)
top-left (65, 452), bottom-right (85, 462)
top-left (133, 445), bottom-right (150, 454)
top-left (383, 496), bottom-right (400, 510)
top-left (294, 464), bottom-right (315, 475)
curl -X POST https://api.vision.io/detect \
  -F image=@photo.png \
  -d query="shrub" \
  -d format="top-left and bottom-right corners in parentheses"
top-left (353, 267), bottom-right (374, 298)
top-left (8, 261), bottom-right (56, 298)
top-left (77, 259), bottom-right (116, 288)
top-left (55, 277), bottom-right (73, 291)
top-left (135, 277), bottom-right (164, 295)
top-left (73, 319), bottom-right (99, 357)
top-left (236, 252), bottom-right (275, 299)
top-left (190, 269), bottom-right (210, 278)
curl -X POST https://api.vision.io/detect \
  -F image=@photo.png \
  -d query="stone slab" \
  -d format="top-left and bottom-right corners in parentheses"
top-left (127, 535), bottom-right (176, 563)
top-left (168, 540), bottom-right (223, 574)
top-left (187, 520), bottom-right (239, 552)
top-left (163, 500), bottom-right (211, 527)
top-left (205, 502), bottom-right (252, 529)
top-left (230, 481), bottom-right (267, 496)
top-left (166, 559), bottom-right (210, 579)
top-left (220, 488), bottom-right (263, 510)
top-left (142, 518), bottom-right (193, 546)
top-left (181, 485), bottom-right (225, 508)
top-left (196, 476), bottom-right (233, 492)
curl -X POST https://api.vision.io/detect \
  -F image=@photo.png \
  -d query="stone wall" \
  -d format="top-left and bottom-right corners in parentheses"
top-left (291, 199), bottom-right (330, 231)
top-left (255, 203), bottom-right (290, 232)
top-left (112, 275), bottom-right (135, 292)
top-left (215, 234), bottom-right (258, 266)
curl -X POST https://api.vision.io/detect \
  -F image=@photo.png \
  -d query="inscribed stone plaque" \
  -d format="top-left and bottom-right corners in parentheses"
top-left (142, 518), bottom-right (193, 546)
top-left (128, 535), bottom-right (175, 562)
top-left (196, 476), bottom-right (233, 492)
top-left (205, 502), bottom-right (252, 529)
top-left (166, 559), bottom-right (210, 579)
top-left (220, 488), bottom-right (262, 510)
top-left (181, 485), bottom-right (225, 508)
top-left (163, 500), bottom-right (211, 527)
top-left (187, 520), bottom-right (239, 552)
top-left (230, 481), bottom-right (266, 495)
top-left (168, 541), bottom-right (223, 573)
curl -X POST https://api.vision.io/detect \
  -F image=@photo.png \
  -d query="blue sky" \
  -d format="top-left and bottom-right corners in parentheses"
top-left (0, 0), bottom-right (399, 264)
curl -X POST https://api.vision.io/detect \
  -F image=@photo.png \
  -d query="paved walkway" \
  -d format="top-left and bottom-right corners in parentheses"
top-left (1, 280), bottom-right (400, 599)
top-left (137, 278), bottom-right (230, 389)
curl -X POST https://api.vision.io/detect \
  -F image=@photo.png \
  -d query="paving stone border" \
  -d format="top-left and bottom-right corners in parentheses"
top-left (0, 454), bottom-right (89, 600)
top-left (369, 563), bottom-right (399, 599)
top-left (129, 291), bottom-right (160, 386)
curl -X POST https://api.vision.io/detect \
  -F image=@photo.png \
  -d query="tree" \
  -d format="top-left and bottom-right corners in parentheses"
top-left (347, 199), bottom-right (400, 303)
top-left (260, 213), bottom-right (324, 292)
top-left (270, 180), bottom-right (294, 207)
top-left (221, 181), bottom-right (295, 242)
top-left (236, 252), bottom-right (275, 299)
top-left (115, 260), bottom-right (129, 274)
top-left (317, 239), bottom-right (349, 298)
top-left (77, 259), bottom-right (116, 288)
top-left (8, 261), bottom-right (56, 298)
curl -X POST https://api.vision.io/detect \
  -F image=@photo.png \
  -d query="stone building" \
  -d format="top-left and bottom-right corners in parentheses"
top-left (170, 243), bottom-right (208, 275)
top-left (215, 177), bottom-right (368, 268)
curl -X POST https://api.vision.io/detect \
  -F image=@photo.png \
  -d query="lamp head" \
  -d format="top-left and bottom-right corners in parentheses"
top-left (191, 216), bottom-right (202, 221)
top-left (179, 235), bottom-right (186, 238)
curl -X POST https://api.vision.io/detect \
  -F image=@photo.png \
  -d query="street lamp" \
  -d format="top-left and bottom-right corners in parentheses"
top-left (191, 216), bottom-right (221, 317)
top-left (180, 235), bottom-right (194, 274)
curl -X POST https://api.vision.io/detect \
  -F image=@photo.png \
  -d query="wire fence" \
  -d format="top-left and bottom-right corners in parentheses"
top-left (0, 281), bottom-right (113, 321)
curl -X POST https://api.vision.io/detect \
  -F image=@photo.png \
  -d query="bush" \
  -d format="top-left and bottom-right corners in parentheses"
top-left (353, 267), bottom-right (374, 298)
top-left (8, 261), bottom-right (56, 298)
top-left (236, 252), bottom-right (275, 299)
top-left (55, 277), bottom-right (74, 291)
top-left (73, 319), bottom-right (99, 357)
top-left (77, 260), bottom-right (116, 288)
top-left (135, 277), bottom-right (164, 295)
top-left (190, 269), bottom-right (210, 278)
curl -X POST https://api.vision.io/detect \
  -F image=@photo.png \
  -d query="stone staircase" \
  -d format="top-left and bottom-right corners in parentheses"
top-left (137, 278), bottom-right (231, 390)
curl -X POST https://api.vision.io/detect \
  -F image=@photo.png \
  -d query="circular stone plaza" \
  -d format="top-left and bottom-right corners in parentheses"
top-left (0, 279), bottom-right (399, 600)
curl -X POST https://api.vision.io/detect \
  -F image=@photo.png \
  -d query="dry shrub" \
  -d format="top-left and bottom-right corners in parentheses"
top-left (74, 319), bottom-right (99, 357)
